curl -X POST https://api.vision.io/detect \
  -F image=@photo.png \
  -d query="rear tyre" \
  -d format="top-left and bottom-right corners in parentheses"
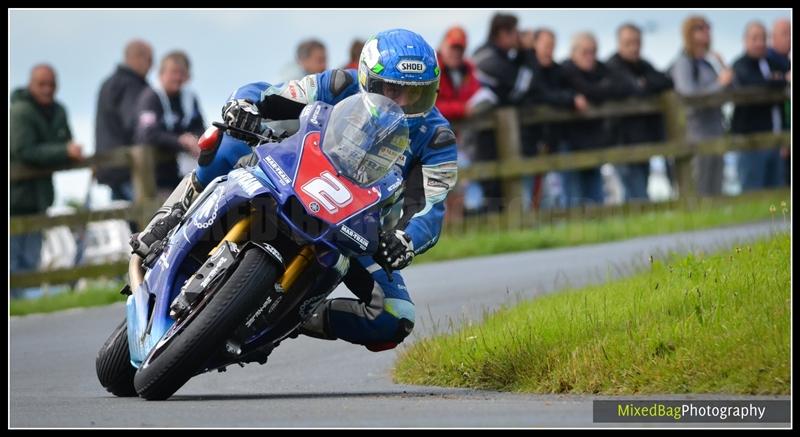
top-left (96, 318), bottom-right (137, 397)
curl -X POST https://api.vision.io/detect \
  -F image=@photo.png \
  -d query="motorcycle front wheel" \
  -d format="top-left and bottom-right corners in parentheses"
top-left (133, 248), bottom-right (278, 400)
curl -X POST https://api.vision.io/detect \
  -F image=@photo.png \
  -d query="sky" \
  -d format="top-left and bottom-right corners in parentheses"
top-left (8, 8), bottom-right (792, 209)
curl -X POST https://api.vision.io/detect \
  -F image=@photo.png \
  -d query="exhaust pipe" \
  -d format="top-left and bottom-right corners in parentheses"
top-left (129, 254), bottom-right (145, 293)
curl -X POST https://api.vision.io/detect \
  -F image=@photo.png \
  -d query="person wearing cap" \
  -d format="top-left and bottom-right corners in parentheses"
top-left (436, 25), bottom-right (485, 220)
top-left (436, 26), bottom-right (482, 121)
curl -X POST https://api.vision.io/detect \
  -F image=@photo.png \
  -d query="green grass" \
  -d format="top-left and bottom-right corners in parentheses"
top-left (10, 284), bottom-right (127, 316)
top-left (394, 232), bottom-right (791, 394)
top-left (417, 189), bottom-right (790, 264)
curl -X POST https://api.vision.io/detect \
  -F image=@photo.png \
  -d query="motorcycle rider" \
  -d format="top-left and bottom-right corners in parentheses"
top-left (130, 28), bottom-right (458, 352)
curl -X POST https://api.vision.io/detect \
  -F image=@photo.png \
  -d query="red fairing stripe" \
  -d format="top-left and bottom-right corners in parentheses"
top-left (293, 131), bottom-right (381, 225)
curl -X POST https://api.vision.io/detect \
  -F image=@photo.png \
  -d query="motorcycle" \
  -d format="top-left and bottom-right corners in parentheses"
top-left (96, 92), bottom-right (409, 400)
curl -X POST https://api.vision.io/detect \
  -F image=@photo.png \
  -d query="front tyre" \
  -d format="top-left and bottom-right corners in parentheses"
top-left (133, 248), bottom-right (278, 400)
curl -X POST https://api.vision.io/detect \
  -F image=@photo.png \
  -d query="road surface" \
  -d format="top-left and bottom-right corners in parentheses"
top-left (10, 221), bottom-right (790, 427)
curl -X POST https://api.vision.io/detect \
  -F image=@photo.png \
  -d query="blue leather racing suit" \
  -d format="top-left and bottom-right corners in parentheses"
top-left (197, 68), bottom-right (458, 350)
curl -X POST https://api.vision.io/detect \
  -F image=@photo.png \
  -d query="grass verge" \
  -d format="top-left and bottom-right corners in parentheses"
top-left (394, 232), bottom-right (790, 394)
top-left (10, 284), bottom-right (126, 316)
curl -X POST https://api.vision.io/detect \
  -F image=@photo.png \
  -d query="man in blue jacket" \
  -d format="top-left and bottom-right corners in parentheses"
top-left (131, 29), bottom-right (458, 352)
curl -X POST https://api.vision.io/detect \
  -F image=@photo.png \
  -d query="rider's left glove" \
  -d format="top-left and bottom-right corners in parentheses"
top-left (374, 229), bottom-right (414, 270)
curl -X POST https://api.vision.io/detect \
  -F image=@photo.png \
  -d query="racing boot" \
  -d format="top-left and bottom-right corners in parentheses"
top-left (293, 301), bottom-right (338, 341)
top-left (129, 170), bottom-right (204, 267)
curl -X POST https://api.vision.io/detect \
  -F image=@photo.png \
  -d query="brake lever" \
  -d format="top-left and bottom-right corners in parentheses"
top-left (373, 258), bottom-right (394, 283)
top-left (383, 265), bottom-right (395, 282)
top-left (212, 121), bottom-right (272, 144)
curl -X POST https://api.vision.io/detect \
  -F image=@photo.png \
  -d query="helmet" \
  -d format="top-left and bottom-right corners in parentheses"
top-left (357, 28), bottom-right (440, 118)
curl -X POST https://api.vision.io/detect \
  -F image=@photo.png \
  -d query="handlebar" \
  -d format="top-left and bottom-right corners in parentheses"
top-left (212, 121), bottom-right (273, 145)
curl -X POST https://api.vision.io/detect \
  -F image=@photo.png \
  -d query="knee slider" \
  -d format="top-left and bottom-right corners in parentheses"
top-left (392, 317), bottom-right (414, 343)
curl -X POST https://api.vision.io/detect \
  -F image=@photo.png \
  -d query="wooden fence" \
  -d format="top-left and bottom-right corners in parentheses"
top-left (9, 86), bottom-right (791, 287)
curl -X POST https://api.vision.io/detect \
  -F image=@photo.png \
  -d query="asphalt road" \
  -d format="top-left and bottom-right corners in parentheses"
top-left (9, 221), bottom-right (790, 427)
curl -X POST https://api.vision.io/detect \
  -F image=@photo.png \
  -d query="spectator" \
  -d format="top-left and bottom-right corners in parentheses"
top-left (731, 21), bottom-right (788, 191)
top-left (472, 13), bottom-right (537, 212)
top-left (561, 32), bottom-right (634, 206)
top-left (527, 28), bottom-right (589, 209)
top-left (767, 18), bottom-right (791, 186)
top-left (436, 25), bottom-right (483, 220)
top-left (437, 26), bottom-right (482, 121)
top-left (95, 39), bottom-right (153, 201)
top-left (342, 39), bottom-right (364, 70)
top-left (280, 39), bottom-right (327, 81)
top-left (669, 16), bottom-right (733, 197)
top-left (10, 64), bottom-right (84, 295)
top-left (133, 50), bottom-right (204, 196)
top-left (767, 18), bottom-right (791, 72)
top-left (606, 23), bottom-right (674, 202)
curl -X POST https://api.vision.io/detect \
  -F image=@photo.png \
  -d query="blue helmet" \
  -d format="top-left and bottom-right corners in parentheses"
top-left (358, 28), bottom-right (440, 118)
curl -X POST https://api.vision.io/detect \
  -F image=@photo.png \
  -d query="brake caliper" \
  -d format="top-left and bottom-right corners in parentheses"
top-left (169, 241), bottom-right (240, 319)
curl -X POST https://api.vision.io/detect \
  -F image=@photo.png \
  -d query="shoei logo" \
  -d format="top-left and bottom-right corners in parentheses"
top-left (396, 60), bottom-right (426, 74)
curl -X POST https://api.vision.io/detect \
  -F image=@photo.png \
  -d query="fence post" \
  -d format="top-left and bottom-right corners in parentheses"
top-left (494, 106), bottom-right (525, 229)
top-left (129, 144), bottom-right (158, 229)
top-left (660, 91), bottom-right (694, 201)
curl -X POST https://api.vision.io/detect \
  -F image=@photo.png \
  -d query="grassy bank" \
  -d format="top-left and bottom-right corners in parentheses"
top-left (10, 284), bottom-right (127, 316)
top-left (394, 232), bottom-right (790, 394)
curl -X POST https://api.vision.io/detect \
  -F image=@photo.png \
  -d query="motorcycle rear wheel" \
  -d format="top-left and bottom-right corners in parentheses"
top-left (96, 317), bottom-right (138, 397)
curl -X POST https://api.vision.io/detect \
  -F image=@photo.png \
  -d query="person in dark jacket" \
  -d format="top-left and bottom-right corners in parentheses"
top-left (526, 28), bottom-right (588, 209)
top-left (767, 18), bottom-right (791, 72)
top-left (10, 64), bottom-right (84, 294)
top-left (133, 50), bottom-right (204, 194)
top-left (95, 39), bottom-right (153, 201)
top-left (606, 23), bottom-right (674, 202)
top-left (731, 21), bottom-right (788, 191)
top-left (767, 18), bottom-right (791, 186)
top-left (472, 13), bottom-right (537, 212)
top-left (561, 32), bottom-right (635, 206)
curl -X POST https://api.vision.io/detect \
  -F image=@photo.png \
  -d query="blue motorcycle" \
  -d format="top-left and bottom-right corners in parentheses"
top-left (96, 93), bottom-right (409, 400)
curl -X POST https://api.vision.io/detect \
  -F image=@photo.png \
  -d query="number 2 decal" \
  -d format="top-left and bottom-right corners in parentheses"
top-left (301, 171), bottom-right (353, 213)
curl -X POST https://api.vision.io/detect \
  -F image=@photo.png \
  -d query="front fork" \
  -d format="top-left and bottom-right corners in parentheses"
top-left (213, 213), bottom-right (316, 293)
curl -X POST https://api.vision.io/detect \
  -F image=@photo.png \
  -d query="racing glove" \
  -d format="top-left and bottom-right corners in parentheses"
top-left (374, 229), bottom-right (414, 270)
top-left (221, 99), bottom-right (262, 144)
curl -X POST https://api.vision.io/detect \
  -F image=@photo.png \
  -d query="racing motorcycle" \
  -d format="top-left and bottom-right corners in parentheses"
top-left (95, 93), bottom-right (409, 400)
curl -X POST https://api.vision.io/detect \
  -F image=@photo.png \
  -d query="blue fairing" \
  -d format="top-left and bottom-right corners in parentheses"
top-left (127, 100), bottom-right (403, 367)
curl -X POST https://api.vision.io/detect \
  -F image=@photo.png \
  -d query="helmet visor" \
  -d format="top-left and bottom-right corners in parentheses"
top-left (366, 74), bottom-right (438, 118)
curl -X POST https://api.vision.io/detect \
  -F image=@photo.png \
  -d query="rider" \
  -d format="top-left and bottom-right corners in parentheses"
top-left (130, 28), bottom-right (459, 352)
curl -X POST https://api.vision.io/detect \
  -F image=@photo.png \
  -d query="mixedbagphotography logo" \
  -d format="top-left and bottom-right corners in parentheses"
top-left (593, 400), bottom-right (790, 423)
